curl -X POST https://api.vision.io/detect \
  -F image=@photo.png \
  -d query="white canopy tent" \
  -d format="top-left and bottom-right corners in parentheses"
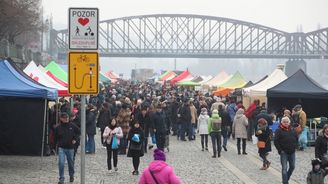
top-left (203, 71), bottom-right (229, 87)
top-left (242, 65), bottom-right (287, 108)
top-left (24, 61), bottom-right (69, 96)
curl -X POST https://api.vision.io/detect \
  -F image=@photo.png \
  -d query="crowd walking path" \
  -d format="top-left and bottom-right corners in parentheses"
top-left (0, 132), bottom-right (324, 184)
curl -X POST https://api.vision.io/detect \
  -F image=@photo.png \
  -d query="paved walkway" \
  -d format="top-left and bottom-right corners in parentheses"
top-left (0, 132), bottom-right (326, 184)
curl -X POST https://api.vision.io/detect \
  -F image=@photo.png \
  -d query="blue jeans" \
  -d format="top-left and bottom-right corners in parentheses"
top-left (221, 128), bottom-right (228, 147)
top-left (191, 123), bottom-right (196, 138)
top-left (177, 124), bottom-right (182, 140)
top-left (180, 122), bottom-right (188, 140)
top-left (280, 151), bottom-right (295, 184)
top-left (58, 147), bottom-right (75, 182)
top-left (211, 132), bottom-right (222, 155)
top-left (187, 122), bottom-right (193, 140)
top-left (86, 134), bottom-right (95, 153)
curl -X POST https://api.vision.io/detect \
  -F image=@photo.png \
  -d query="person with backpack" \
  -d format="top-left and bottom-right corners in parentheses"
top-left (292, 104), bottom-right (307, 151)
top-left (208, 109), bottom-right (222, 158)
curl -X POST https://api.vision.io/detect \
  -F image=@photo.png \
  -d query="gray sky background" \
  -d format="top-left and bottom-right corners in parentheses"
top-left (43, 0), bottom-right (328, 82)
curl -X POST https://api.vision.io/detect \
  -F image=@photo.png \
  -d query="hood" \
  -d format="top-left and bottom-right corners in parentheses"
top-left (199, 113), bottom-right (209, 119)
top-left (149, 160), bottom-right (168, 173)
top-left (235, 108), bottom-right (244, 119)
top-left (211, 113), bottom-right (220, 119)
top-left (318, 130), bottom-right (328, 138)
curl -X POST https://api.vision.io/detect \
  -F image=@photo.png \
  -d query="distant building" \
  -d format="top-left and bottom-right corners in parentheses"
top-left (131, 68), bottom-right (154, 81)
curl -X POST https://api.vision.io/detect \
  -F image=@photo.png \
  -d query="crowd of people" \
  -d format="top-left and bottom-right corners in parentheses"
top-left (49, 80), bottom-right (328, 184)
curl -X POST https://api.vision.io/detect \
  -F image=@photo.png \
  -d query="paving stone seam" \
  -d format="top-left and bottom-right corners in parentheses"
top-left (194, 139), bottom-right (256, 184)
top-left (227, 140), bottom-right (299, 184)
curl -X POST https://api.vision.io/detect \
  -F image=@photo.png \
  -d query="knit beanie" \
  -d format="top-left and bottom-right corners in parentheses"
top-left (153, 148), bottom-right (166, 161)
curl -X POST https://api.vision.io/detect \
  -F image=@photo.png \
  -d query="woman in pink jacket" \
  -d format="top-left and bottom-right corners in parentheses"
top-left (138, 148), bottom-right (181, 184)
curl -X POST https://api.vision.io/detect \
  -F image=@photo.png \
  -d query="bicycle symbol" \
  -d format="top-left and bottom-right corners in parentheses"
top-left (77, 55), bottom-right (90, 63)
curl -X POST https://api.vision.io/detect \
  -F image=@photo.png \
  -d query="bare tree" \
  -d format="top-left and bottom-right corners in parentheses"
top-left (0, 0), bottom-right (42, 44)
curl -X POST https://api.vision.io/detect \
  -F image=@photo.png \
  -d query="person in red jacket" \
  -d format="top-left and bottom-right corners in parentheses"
top-left (138, 148), bottom-right (181, 184)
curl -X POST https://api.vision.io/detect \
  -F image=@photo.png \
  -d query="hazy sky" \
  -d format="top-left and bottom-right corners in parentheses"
top-left (43, 0), bottom-right (328, 80)
top-left (44, 0), bottom-right (328, 32)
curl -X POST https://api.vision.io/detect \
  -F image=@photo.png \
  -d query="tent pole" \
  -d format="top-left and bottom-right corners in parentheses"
top-left (41, 99), bottom-right (47, 164)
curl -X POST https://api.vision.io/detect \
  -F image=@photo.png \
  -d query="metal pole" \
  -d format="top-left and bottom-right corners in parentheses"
top-left (41, 99), bottom-right (47, 161)
top-left (80, 95), bottom-right (86, 184)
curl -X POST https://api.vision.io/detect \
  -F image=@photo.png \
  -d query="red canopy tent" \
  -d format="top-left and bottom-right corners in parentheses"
top-left (46, 71), bottom-right (68, 87)
top-left (170, 70), bottom-right (191, 85)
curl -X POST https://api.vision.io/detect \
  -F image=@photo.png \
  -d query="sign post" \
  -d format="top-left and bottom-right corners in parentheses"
top-left (68, 7), bottom-right (99, 184)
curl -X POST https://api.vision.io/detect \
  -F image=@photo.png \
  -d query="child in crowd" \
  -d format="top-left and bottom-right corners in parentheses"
top-left (306, 158), bottom-right (328, 184)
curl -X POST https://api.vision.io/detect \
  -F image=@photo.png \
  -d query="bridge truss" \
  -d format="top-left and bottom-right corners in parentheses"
top-left (54, 14), bottom-right (328, 59)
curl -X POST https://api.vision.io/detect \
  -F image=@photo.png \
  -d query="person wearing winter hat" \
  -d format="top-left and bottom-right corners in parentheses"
top-left (208, 109), bottom-right (222, 158)
top-left (306, 158), bottom-right (328, 184)
top-left (197, 108), bottom-right (210, 151)
top-left (315, 124), bottom-right (328, 168)
top-left (255, 118), bottom-right (272, 170)
top-left (138, 149), bottom-right (181, 184)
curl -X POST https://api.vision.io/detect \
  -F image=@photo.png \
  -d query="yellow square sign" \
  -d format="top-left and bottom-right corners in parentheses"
top-left (68, 52), bottom-right (99, 94)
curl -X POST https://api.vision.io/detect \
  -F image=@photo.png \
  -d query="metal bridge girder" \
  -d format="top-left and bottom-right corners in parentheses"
top-left (54, 14), bottom-right (328, 59)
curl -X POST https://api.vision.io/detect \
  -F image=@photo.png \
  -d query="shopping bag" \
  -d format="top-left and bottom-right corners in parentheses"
top-left (257, 141), bottom-right (266, 148)
top-left (252, 135), bottom-right (258, 145)
top-left (111, 136), bottom-right (119, 149)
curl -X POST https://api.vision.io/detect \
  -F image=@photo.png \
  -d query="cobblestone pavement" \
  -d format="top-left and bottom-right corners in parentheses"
top-left (0, 132), bottom-right (325, 184)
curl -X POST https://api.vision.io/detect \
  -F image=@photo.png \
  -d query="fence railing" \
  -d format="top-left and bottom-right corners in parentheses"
top-left (0, 40), bottom-right (43, 68)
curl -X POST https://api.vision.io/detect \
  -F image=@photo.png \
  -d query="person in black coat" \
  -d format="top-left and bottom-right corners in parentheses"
top-left (179, 99), bottom-right (191, 141)
top-left (97, 102), bottom-right (112, 146)
top-left (255, 118), bottom-right (272, 170)
top-left (137, 106), bottom-right (152, 153)
top-left (255, 110), bottom-right (273, 127)
top-left (86, 104), bottom-right (97, 154)
top-left (54, 112), bottom-right (80, 184)
top-left (127, 119), bottom-right (145, 175)
top-left (170, 97), bottom-right (180, 135)
top-left (218, 104), bottom-right (231, 151)
top-left (315, 124), bottom-right (328, 168)
top-left (153, 104), bottom-right (167, 150)
top-left (274, 116), bottom-right (298, 184)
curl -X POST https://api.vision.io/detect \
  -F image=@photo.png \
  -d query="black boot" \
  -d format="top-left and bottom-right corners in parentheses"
top-left (237, 143), bottom-right (241, 155)
top-left (242, 141), bottom-right (247, 155)
top-left (212, 151), bottom-right (217, 158)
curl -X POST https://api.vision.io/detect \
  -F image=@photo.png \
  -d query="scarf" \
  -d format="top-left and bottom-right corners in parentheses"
top-left (280, 123), bottom-right (290, 131)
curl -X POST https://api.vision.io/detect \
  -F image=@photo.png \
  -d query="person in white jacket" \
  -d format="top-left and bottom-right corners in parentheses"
top-left (103, 118), bottom-right (123, 172)
top-left (197, 108), bottom-right (210, 151)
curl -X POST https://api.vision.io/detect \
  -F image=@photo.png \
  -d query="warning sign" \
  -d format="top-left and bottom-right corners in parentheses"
top-left (69, 8), bottom-right (98, 50)
top-left (68, 52), bottom-right (99, 94)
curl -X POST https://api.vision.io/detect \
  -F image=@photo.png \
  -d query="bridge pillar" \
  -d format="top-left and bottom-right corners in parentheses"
top-left (285, 58), bottom-right (306, 77)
